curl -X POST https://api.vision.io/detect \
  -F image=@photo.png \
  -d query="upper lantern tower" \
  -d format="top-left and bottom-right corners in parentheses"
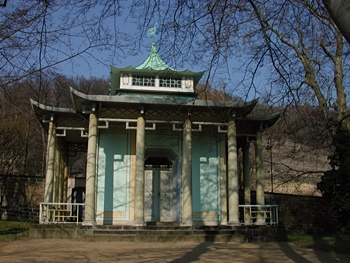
top-left (109, 42), bottom-right (204, 97)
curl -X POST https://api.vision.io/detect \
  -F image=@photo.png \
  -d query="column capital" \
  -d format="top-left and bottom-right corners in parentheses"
top-left (140, 106), bottom-right (145, 115)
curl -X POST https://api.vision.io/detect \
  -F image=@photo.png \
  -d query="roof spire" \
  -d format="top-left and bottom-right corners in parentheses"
top-left (135, 42), bottom-right (174, 71)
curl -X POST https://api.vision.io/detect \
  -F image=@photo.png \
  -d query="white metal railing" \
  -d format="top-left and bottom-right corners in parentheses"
top-left (239, 205), bottom-right (278, 225)
top-left (39, 202), bottom-right (85, 225)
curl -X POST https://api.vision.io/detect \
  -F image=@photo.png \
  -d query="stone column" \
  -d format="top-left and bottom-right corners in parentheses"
top-left (44, 120), bottom-right (56, 203)
top-left (60, 146), bottom-right (67, 203)
top-left (227, 117), bottom-right (240, 225)
top-left (181, 117), bottom-right (193, 226)
top-left (134, 112), bottom-right (146, 226)
top-left (220, 136), bottom-right (227, 225)
top-left (54, 142), bottom-right (61, 203)
top-left (255, 130), bottom-right (265, 224)
top-left (63, 154), bottom-right (69, 203)
top-left (83, 111), bottom-right (98, 225)
top-left (58, 144), bottom-right (65, 203)
top-left (243, 141), bottom-right (251, 224)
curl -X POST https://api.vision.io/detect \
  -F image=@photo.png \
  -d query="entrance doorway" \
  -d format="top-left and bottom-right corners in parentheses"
top-left (71, 187), bottom-right (85, 222)
top-left (144, 157), bottom-right (174, 222)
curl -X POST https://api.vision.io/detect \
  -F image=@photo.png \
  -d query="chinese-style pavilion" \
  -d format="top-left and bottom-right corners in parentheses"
top-left (31, 43), bottom-right (279, 226)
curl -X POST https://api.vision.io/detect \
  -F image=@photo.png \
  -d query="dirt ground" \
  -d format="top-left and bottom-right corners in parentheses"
top-left (1, 238), bottom-right (350, 263)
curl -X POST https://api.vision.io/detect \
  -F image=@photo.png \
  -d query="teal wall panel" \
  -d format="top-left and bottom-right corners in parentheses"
top-left (192, 136), bottom-right (220, 220)
top-left (97, 132), bottom-right (130, 223)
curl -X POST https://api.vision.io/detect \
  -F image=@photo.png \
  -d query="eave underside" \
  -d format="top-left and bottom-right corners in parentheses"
top-left (31, 99), bottom-right (280, 146)
top-left (31, 88), bottom-right (280, 145)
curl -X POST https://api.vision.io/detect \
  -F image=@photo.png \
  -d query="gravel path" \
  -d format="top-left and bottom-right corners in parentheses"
top-left (1, 238), bottom-right (350, 262)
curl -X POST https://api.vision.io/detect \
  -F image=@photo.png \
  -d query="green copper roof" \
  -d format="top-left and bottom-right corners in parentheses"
top-left (109, 42), bottom-right (205, 95)
top-left (135, 43), bottom-right (174, 70)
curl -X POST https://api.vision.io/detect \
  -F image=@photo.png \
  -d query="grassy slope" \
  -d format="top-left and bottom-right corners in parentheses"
top-left (0, 221), bottom-right (35, 242)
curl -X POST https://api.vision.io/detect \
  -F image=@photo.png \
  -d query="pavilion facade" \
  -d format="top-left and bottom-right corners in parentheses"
top-left (31, 43), bottom-right (279, 226)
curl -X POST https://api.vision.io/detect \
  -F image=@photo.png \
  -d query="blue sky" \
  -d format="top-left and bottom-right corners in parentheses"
top-left (1, 1), bottom-right (265, 100)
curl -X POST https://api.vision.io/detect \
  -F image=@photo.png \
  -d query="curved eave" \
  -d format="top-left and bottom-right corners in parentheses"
top-left (247, 112), bottom-right (281, 126)
top-left (70, 87), bottom-right (258, 116)
top-left (237, 112), bottom-right (281, 133)
top-left (31, 99), bottom-right (75, 118)
top-left (30, 99), bottom-right (77, 130)
top-left (191, 98), bottom-right (258, 116)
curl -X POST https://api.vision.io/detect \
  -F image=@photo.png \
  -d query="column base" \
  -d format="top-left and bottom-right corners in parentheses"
top-left (82, 220), bottom-right (96, 226)
top-left (227, 220), bottom-right (241, 226)
top-left (219, 221), bottom-right (227, 226)
top-left (132, 221), bottom-right (146, 227)
top-left (180, 220), bottom-right (193, 227)
top-left (255, 219), bottom-right (266, 225)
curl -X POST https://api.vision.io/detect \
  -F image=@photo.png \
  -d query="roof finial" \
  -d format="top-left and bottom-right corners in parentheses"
top-left (147, 23), bottom-right (158, 40)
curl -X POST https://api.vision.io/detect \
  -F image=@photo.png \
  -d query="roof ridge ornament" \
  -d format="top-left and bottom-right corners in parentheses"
top-left (147, 23), bottom-right (158, 39)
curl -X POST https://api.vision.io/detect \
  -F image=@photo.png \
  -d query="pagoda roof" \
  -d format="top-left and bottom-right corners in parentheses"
top-left (135, 43), bottom-right (174, 70)
top-left (69, 87), bottom-right (258, 119)
top-left (110, 43), bottom-right (205, 95)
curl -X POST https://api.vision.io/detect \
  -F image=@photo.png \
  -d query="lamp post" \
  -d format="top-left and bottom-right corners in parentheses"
top-left (266, 138), bottom-right (274, 193)
top-left (0, 0), bottom-right (7, 7)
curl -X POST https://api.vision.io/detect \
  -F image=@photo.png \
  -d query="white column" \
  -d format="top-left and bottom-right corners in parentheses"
top-left (181, 117), bottom-right (193, 226)
top-left (255, 130), bottom-right (265, 224)
top-left (83, 111), bottom-right (98, 225)
top-left (134, 112), bottom-right (146, 226)
top-left (44, 120), bottom-right (56, 203)
top-left (243, 141), bottom-right (251, 224)
top-left (227, 117), bottom-right (240, 225)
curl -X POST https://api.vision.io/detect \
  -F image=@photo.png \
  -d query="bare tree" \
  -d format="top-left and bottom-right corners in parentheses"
top-left (0, 1), bottom-right (142, 86)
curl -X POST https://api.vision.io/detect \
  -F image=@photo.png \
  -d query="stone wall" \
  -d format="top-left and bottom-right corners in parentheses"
top-left (0, 175), bottom-right (44, 221)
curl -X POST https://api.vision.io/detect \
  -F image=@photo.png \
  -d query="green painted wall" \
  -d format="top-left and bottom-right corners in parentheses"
top-left (96, 132), bottom-right (131, 223)
top-left (192, 135), bottom-right (220, 221)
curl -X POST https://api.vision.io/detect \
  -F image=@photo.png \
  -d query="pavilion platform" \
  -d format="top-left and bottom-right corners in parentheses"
top-left (29, 223), bottom-right (285, 242)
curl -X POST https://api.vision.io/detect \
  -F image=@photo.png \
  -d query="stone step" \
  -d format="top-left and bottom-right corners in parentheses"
top-left (87, 234), bottom-right (246, 242)
top-left (92, 229), bottom-right (239, 236)
top-left (30, 224), bottom-right (281, 242)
